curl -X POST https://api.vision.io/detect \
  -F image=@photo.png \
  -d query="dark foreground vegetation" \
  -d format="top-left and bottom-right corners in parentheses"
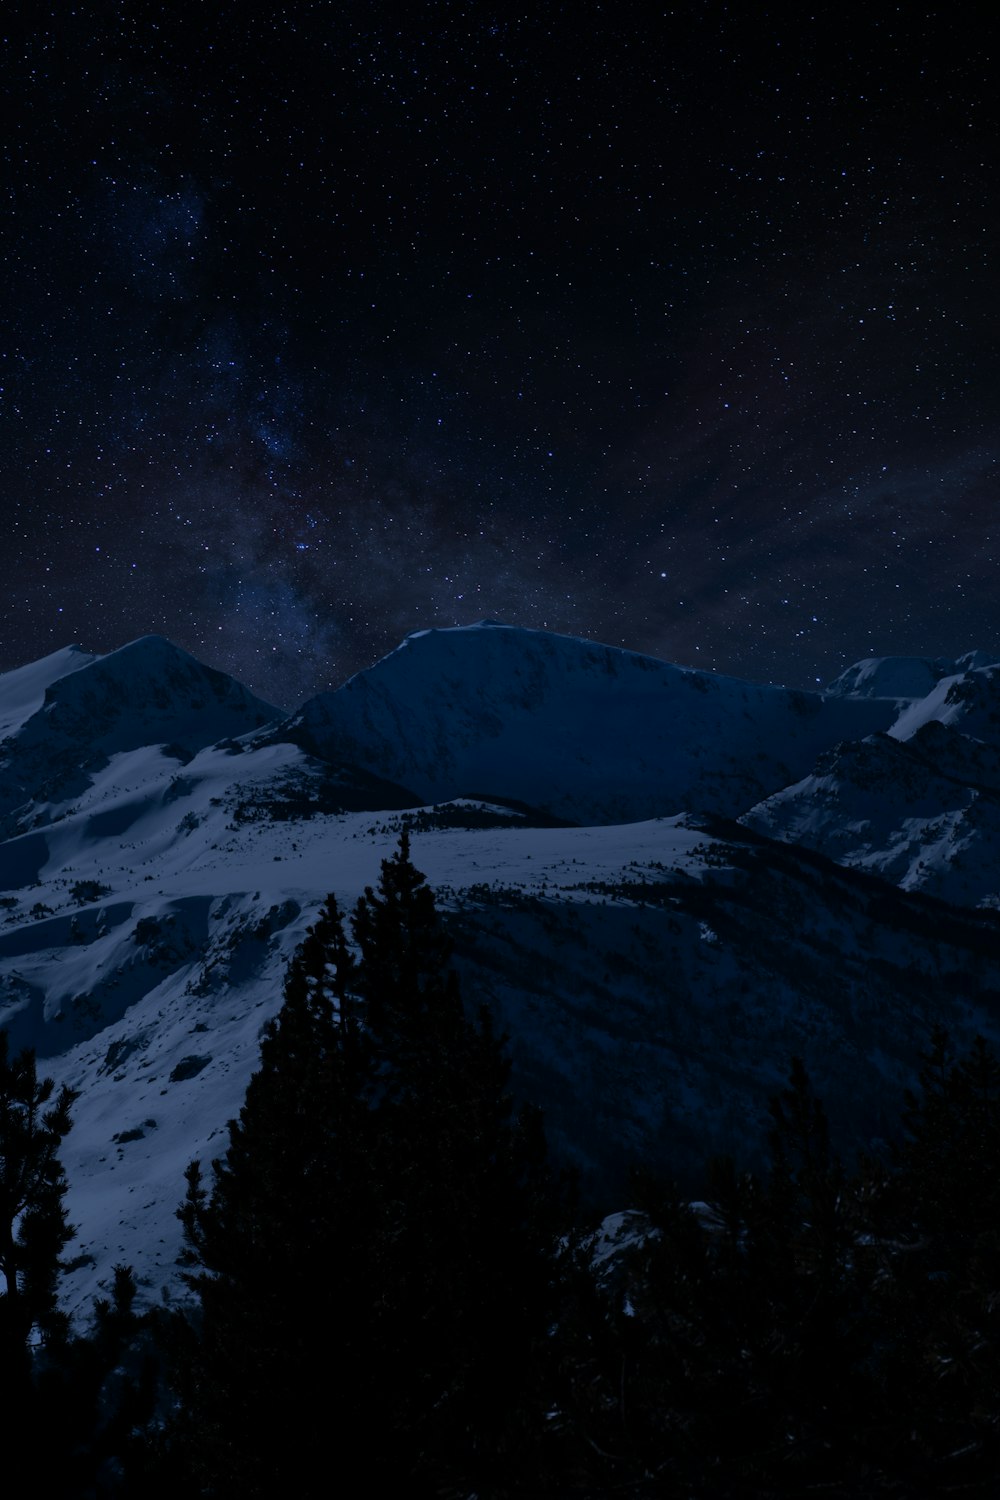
top-left (3, 836), bottom-right (1000, 1496)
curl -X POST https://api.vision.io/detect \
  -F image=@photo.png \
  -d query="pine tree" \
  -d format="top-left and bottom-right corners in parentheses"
top-left (564, 1061), bottom-right (878, 1495)
top-left (33, 1261), bottom-right (161, 1496)
top-left (0, 1030), bottom-right (78, 1471)
top-left (351, 832), bottom-right (563, 1489)
top-left (898, 1026), bottom-right (1000, 1250)
top-left (876, 1029), bottom-right (1000, 1487)
top-left (0, 1032), bottom-right (77, 1371)
top-left (167, 893), bottom-right (373, 1497)
top-left (166, 837), bottom-right (563, 1497)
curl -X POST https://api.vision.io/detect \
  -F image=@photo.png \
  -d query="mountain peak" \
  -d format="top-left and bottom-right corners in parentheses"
top-left (826, 650), bottom-right (1000, 700)
top-left (0, 637), bottom-right (285, 836)
top-left (286, 624), bottom-right (897, 823)
top-left (106, 632), bottom-right (184, 659)
top-left (0, 644), bottom-right (101, 740)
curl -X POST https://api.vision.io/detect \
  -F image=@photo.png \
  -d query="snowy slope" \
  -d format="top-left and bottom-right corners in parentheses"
top-left (282, 622), bottom-right (898, 824)
top-left (0, 727), bottom-right (423, 1052)
top-left (0, 644), bottom-right (99, 738)
top-left (0, 635), bottom-right (284, 837)
top-left (22, 795), bottom-right (999, 1325)
top-left (889, 662), bottom-right (1000, 741)
top-left (745, 659), bottom-right (1000, 906)
top-left (824, 650), bottom-right (999, 700)
top-left (742, 725), bottom-right (1000, 906)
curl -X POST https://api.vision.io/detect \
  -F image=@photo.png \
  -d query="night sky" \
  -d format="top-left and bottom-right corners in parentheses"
top-left (4, 3), bottom-right (997, 707)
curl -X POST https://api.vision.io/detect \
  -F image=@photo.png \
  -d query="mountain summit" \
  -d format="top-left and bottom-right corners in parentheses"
top-left (745, 656), bottom-right (1000, 907)
top-left (282, 622), bottom-right (898, 823)
top-left (0, 636), bottom-right (283, 837)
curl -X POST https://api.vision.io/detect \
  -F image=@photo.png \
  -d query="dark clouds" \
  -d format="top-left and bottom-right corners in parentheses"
top-left (3, 4), bottom-right (998, 704)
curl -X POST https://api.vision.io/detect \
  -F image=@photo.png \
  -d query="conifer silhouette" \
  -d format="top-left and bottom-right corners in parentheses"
top-left (169, 836), bottom-right (561, 1496)
top-left (0, 1032), bottom-right (77, 1378)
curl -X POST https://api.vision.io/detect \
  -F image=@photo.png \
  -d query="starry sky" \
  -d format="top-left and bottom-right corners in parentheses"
top-left (4, 2), bottom-right (997, 707)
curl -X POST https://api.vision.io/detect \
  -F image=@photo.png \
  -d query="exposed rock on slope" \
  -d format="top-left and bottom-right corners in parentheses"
top-left (745, 661), bottom-right (1000, 907)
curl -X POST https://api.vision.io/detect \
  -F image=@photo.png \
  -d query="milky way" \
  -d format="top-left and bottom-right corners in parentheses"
top-left (4, 4), bottom-right (997, 705)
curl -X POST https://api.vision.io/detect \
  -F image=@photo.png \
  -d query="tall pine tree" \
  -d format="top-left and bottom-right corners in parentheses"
top-left (0, 1031), bottom-right (77, 1477)
top-left (0, 1032), bottom-right (77, 1364)
top-left (166, 893), bottom-right (372, 1497)
top-left (165, 836), bottom-right (563, 1497)
top-left (351, 832), bottom-right (562, 1490)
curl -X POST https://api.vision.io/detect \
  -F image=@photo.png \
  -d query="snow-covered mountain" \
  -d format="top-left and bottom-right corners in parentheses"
top-left (281, 621), bottom-right (898, 823)
top-left (823, 649), bottom-right (999, 700)
top-left (889, 660), bottom-right (1000, 740)
top-left (0, 643), bottom-right (100, 739)
top-left (745, 658), bottom-right (1000, 907)
top-left (0, 636), bottom-right (284, 839)
top-left (1, 626), bottom-right (999, 1324)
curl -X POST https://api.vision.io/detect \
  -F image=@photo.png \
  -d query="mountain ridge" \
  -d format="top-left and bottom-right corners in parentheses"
top-left (281, 621), bottom-right (901, 823)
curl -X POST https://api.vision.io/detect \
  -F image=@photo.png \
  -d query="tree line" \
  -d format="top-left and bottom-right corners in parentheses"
top-left (3, 834), bottom-right (1000, 1495)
